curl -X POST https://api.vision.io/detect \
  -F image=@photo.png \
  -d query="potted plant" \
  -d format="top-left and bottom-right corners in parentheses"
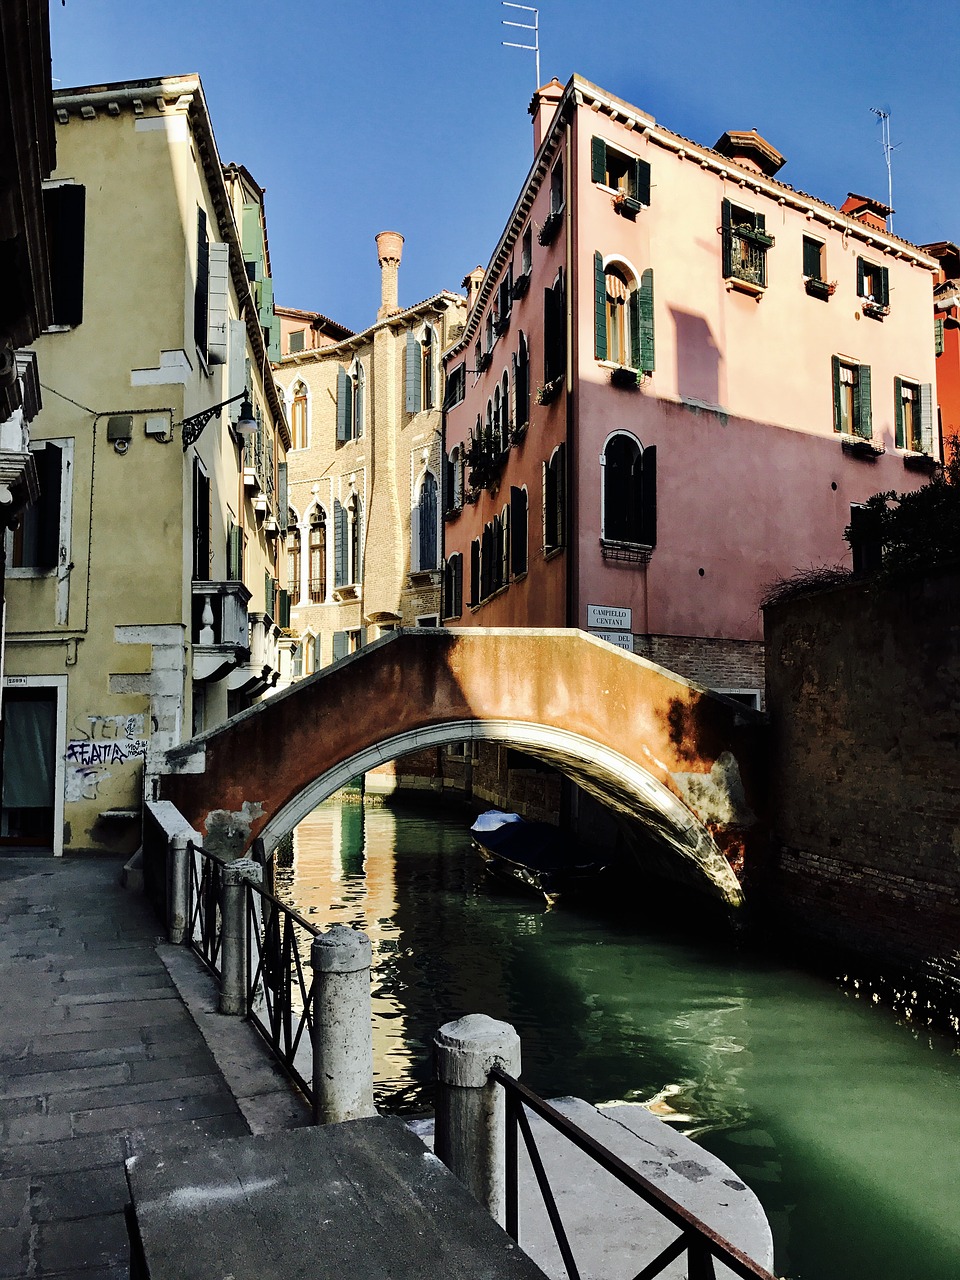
top-left (610, 365), bottom-right (639, 389)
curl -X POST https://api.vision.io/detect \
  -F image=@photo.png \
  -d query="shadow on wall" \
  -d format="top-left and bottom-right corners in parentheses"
top-left (671, 308), bottom-right (723, 407)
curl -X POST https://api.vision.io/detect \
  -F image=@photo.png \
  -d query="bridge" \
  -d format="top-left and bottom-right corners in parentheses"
top-left (157, 628), bottom-right (768, 906)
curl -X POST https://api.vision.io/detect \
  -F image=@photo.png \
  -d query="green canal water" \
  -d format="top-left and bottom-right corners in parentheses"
top-left (278, 798), bottom-right (960, 1280)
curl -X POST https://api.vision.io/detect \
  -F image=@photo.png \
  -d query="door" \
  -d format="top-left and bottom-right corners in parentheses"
top-left (1, 687), bottom-right (57, 847)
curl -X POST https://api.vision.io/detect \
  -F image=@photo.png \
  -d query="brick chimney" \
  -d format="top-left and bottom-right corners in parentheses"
top-left (376, 230), bottom-right (404, 317)
top-left (840, 194), bottom-right (892, 233)
top-left (528, 78), bottom-right (564, 152)
top-left (461, 267), bottom-right (485, 316)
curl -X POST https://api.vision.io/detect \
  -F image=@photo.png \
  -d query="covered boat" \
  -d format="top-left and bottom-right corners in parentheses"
top-left (469, 810), bottom-right (608, 904)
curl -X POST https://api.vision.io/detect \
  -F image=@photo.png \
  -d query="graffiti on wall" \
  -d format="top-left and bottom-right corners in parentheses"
top-left (64, 714), bottom-right (149, 803)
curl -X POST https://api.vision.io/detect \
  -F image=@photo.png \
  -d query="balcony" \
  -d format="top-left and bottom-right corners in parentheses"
top-left (227, 611), bottom-right (282, 698)
top-left (191, 581), bottom-right (251, 684)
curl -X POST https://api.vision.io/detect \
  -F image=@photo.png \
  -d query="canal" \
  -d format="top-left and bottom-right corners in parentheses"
top-left (278, 797), bottom-right (960, 1280)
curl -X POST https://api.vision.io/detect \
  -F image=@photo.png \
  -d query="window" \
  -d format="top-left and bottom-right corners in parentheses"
top-left (543, 444), bottom-right (565, 553)
top-left (543, 271), bottom-right (566, 388)
top-left (336, 363), bottom-right (363, 441)
top-left (895, 378), bottom-right (933, 453)
top-left (832, 357), bottom-right (872, 438)
top-left (501, 371), bottom-right (511, 444)
top-left (590, 137), bottom-right (651, 208)
top-left (194, 207), bottom-right (209, 360)
top-left (422, 326), bottom-right (435, 409)
top-left (350, 495), bottom-right (363, 585)
top-left (496, 271), bottom-right (513, 333)
top-left (493, 384), bottom-right (502, 452)
top-left (226, 520), bottom-right (244, 582)
top-left (721, 199), bottom-right (773, 289)
top-left (309, 508), bottom-right (327, 602)
top-left (412, 472), bottom-right (439, 572)
top-left (313, 633), bottom-right (323, 671)
top-left (469, 539), bottom-right (480, 607)
top-left (406, 328), bottom-right (437, 413)
top-left (444, 446), bottom-right (463, 513)
top-left (485, 310), bottom-right (494, 355)
top-left (857, 258), bottom-right (890, 309)
top-left (510, 486), bottom-right (528, 575)
top-left (601, 433), bottom-right (657, 547)
top-left (288, 329), bottom-right (305, 353)
top-left (43, 183), bottom-right (86, 328)
top-left (550, 158), bottom-right (564, 215)
top-left (514, 332), bottom-right (530, 430)
top-left (521, 226), bottom-right (533, 276)
top-left (290, 381), bottom-right (308, 450)
top-left (286, 510), bottom-right (301, 599)
top-left (803, 237), bottom-right (824, 281)
top-left (444, 363), bottom-right (465, 410)
top-left (594, 259), bottom-right (655, 371)
top-left (11, 442), bottom-right (65, 570)
top-left (935, 317), bottom-right (945, 358)
top-left (443, 553), bottom-right (463, 619)
top-left (192, 459), bottom-right (210, 580)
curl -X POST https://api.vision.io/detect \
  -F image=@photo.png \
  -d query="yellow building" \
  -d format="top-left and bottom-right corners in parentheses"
top-left (2, 75), bottom-right (289, 855)
top-left (274, 233), bottom-right (466, 669)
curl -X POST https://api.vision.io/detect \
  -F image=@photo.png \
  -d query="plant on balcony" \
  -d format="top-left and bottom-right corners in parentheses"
top-left (538, 210), bottom-right (562, 246)
top-left (805, 277), bottom-right (837, 299)
top-left (733, 222), bottom-right (775, 248)
top-left (862, 299), bottom-right (890, 320)
top-left (610, 366), bottom-right (639, 389)
top-left (494, 311), bottom-right (510, 337)
top-left (508, 418), bottom-right (528, 446)
top-left (612, 190), bottom-right (642, 219)
top-left (476, 350), bottom-right (492, 373)
top-left (511, 272), bottom-right (530, 300)
top-left (464, 428), bottom-right (509, 493)
top-left (535, 376), bottom-right (564, 405)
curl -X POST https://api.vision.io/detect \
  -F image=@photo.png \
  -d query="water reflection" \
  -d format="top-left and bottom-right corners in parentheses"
top-left (279, 798), bottom-right (960, 1280)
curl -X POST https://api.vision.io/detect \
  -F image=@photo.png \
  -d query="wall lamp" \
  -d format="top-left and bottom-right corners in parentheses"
top-left (180, 389), bottom-right (257, 452)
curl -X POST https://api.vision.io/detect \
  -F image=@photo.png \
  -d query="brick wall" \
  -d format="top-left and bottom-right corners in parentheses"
top-left (635, 634), bottom-right (765, 705)
top-left (763, 566), bottom-right (960, 1023)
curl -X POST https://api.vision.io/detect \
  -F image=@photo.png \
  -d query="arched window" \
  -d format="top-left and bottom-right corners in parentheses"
top-left (309, 508), bottom-right (327, 602)
top-left (421, 326), bottom-right (435, 410)
top-left (594, 256), bottom-right (653, 372)
top-left (286, 508), bottom-right (301, 599)
top-left (601, 433), bottom-right (657, 547)
top-left (290, 381), bottom-right (308, 450)
top-left (412, 471), bottom-right (438, 572)
top-left (605, 265), bottom-right (634, 368)
top-left (501, 371), bottom-right (510, 444)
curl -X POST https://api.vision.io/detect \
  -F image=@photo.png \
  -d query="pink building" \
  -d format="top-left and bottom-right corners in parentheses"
top-left (442, 76), bottom-right (940, 704)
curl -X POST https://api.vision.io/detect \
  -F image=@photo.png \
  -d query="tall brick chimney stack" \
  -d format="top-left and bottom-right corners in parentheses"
top-left (376, 230), bottom-right (404, 318)
top-left (528, 78), bottom-right (564, 152)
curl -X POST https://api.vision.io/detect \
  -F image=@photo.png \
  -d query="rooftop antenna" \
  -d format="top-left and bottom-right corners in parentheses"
top-left (870, 107), bottom-right (897, 233)
top-left (502, 3), bottom-right (540, 91)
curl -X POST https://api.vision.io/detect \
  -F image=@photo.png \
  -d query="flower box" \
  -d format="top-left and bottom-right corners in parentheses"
top-left (535, 376), bottom-right (564, 405)
top-left (511, 272), bottom-right (531, 300)
top-left (610, 366), bottom-right (639, 389)
top-left (805, 277), bottom-right (836, 300)
top-left (538, 210), bottom-right (563, 246)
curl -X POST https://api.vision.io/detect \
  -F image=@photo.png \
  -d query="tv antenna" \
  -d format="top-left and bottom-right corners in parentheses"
top-left (870, 107), bottom-right (897, 233)
top-left (502, 3), bottom-right (540, 91)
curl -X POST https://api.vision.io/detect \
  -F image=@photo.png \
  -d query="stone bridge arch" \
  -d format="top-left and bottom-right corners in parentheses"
top-left (158, 629), bottom-right (768, 907)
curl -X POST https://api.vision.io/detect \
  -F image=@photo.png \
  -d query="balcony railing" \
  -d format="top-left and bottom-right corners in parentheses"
top-left (191, 580), bottom-right (251, 648)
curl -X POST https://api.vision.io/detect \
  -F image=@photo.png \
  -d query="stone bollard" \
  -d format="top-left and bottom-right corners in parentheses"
top-left (310, 925), bottom-right (377, 1125)
top-left (219, 857), bottom-right (261, 1016)
top-left (168, 835), bottom-right (190, 946)
top-left (434, 1014), bottom-right (522, 1226)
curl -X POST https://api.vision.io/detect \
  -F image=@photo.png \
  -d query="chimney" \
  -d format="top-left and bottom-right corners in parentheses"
top-left (528, 78), bottom-right (564, 152)
top-left (376, 230), bottom-right (404, 317)
top-left (713, 130), bottom-right (785, 178)
top-left (461, 266), bottom-right (485, 316)
top-left (840, 194), bottom-right (891, 233)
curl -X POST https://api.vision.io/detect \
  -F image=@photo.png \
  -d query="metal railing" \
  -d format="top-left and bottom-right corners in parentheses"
top-left (244, 877), bottom-right (320, 1102)
top-left (186, 841), bottom-right (226, 976)
top-left (491, 1067), bottom-right (778, 1280)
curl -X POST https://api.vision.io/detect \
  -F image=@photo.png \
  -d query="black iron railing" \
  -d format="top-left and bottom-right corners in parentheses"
top-left (244, 877), bottom-right (320, 1102)
top-left (186, 841), bottom-right (226, 976)
top-left (491, 1068), bottom-right (778, 1280)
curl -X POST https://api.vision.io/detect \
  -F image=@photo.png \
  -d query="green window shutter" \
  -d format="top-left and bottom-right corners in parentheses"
top-left (334, 499), bottom-right (348, 586)
top-left (803, 237), bottom-right (821, 279)
top-left (935, 317), bottom-right (945, 357)
top-left (454, 554), bottom-right (463, 617)
top-left (856, 258), bottom-right (867, 297)
top-left (629, 287), bottom-right (641, 369)
top-left (894, 377), bottom-right (905, 449)
top-left (510, 486), bottom-right (528, 576)
top-left (332, 631), bottom-right (348, 662)
top-left (277, 588), bottom-right (290, 629)
top-left (831, 356), bottom-right (843, 433)
top-left (594, 252), bottom-right (607, 361)
top-left (638, 269), bottom-right (655, 373)
top-left (405, 331), bottom-right (421, 414)
top-left (355, 371), bottom-right (364, 438)
top-left (44, 183), bottom-right (86, 327)
top-left (336, 366), bottom-right (349, 442)
top-left (554, 443), bottom-right (566, 549)
top-left (194, 208), bottom-right (209, 359)
top-left (920, 383), bottom-right (934, 453)
top-left (721, 199), bottom-right (733, 279)
top-left (634, 158), bottom-right (651, 206)
top-left (856, 364), bottom-right (872, 438)
top-left (878, 266), bottom-right (890, 307)
top-left (278, 461), bottom-right (288, 526)
top-left (469, 540), bottom-right (480, 606)
top-left (35, 445), bottom-right (63, 569)
top-left (591, 136), bottom-right (606, 185)
top-left (755, 211), bottom-right (766, 233)
top-left (640, 445), bottom-right (657, 548)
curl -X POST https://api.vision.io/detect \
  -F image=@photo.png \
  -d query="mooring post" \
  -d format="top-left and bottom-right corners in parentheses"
top-left (310, 924), bottom-right (376, 1124)
top-left (219, 857), bottom-right (261, 1016)
top-left (434, 1014), bottom-right (522, 1225)
top-left (168, 834), bottom-right (190, 946)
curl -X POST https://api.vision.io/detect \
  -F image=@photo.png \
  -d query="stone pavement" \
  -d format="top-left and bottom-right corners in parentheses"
top-left (0, 854), bottom-right (305, 1280)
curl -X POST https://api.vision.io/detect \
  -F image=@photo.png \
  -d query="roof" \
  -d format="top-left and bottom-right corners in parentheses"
top-left (277, 291), bottom-right (465, 368)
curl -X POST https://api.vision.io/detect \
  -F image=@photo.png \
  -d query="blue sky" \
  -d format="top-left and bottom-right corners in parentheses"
top-left (51, 1), bottom-right (959, 333)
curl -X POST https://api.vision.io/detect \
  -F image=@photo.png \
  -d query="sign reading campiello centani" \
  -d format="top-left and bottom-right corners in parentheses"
top-left (587, 604), bottom-right (632, 631)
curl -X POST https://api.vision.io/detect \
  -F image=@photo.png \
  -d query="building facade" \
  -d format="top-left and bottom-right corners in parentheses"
top-left (273, 233), bottom-right (466, 673)
top-left (442, 76), bottom-right (940, 706)
top-left (2, 76), bottom-right (288, 855)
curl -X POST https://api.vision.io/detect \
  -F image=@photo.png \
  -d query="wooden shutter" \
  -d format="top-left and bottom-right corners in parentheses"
top-left (640, 445), bottom-right (657, 548)
top-left (510, 487), bottom-right (528, 575)
top-left (856, 364), bottom-right (872, 439)
top-left (453, 554), bottom-right (463, 617)
top-left (553, 444), bottom-right (565, 550)
top-left (355, 370), bottom-right (364, 438)
top-left (856, 258), bottom-right (867, 298)
top-left (920, 383), bottom-right (934, 453)
top-left (894, 377), bottom-right (904, 449)
top-left (44, 184), bottom-right (86, 327)
top-left (638, 269), bottom-right (655, 373)
top-left (634, 158), bottom-right (651, 206)
top-left (421, 475), bottom-right (438, 570)
top-left (878, 266), bottom-right (890, 307)
top-left (591, 136), bottom-right (606, 184)
top-left (277, 462), bottom-right (288, 526)
top-left (227, 522), bottom-right (244, 581)
top-left (410, 504), bottom-right (421, 572)
top-left (831, 356), bottom-right (843, 433)
top-left (721, 199), bottom-right (733, 279)
top-left (334, 499), bottom-right (348, 585)
top-left (314, 634), bottom-right (324, 668)
top-left (332, 631), bottom-right (348, 662)
top-left (803, 237), bottom-right (821, 279)
top-left (405, 331), bottom-right (421, 414)
top-left (336, 366), bottom-right (348, 442)
top-left (35, 445), bottom-right (63, 569)
top-left (207, 242), bottom-right (230, 364)
top-left (935, 317), bottom-right (945, 357)
top-left (193, 460), bottom-right (210, 581)
top-left (594, 253), bottom-right (607, 361)
top-left (194, 208), bottom-right (209, 359)
top-left (543, 459), bottom-right (555, 550)
top-left (277, 589), bottom-right (291, 629)
top-left (470, 540), bottom-right (480, 606)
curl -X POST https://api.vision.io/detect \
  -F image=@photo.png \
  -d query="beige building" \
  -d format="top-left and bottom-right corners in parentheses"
top-left (2, 75), bottom-right (289, 855)
top-left (274, 233), bottom-right (465, 669)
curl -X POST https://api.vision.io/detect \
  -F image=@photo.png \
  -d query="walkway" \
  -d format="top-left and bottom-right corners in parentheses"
top-left (0, 854), bottom-right (301, 1280)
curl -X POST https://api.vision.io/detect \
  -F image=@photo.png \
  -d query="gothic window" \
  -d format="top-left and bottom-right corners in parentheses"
top-left (290, 381), bottom-right (308, 450)
top-left (601, 433), bottom-right (657, 547)
top-left (309, 508), bottom-right (327, 602)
